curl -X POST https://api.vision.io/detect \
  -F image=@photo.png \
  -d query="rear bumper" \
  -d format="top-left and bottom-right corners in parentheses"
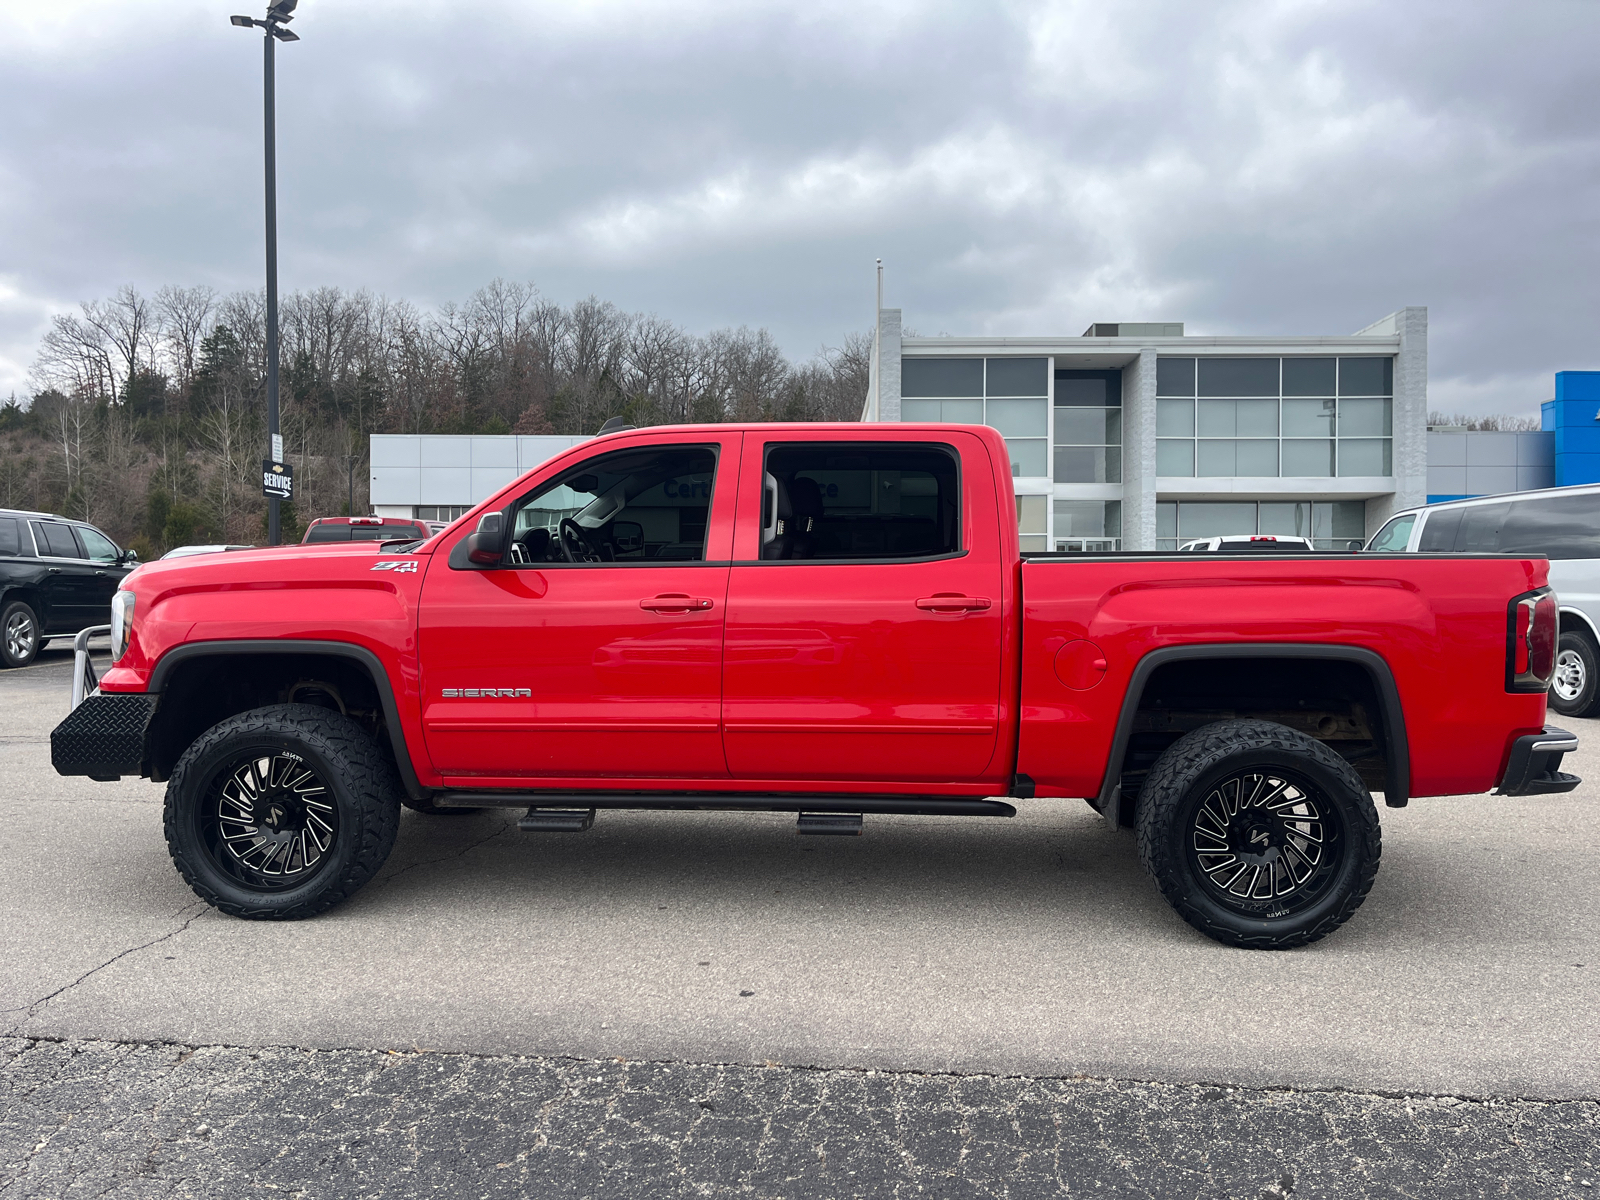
top-left (51, 692), bottom-right (158, 781)
top-left (1495, 725), bottom-right (1581, 796)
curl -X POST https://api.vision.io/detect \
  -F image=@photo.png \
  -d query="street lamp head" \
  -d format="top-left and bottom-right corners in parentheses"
top-left (229, 14), bottom-right (255, 26)
top-left (266, 0), bottom-right (298, 19)
top-left (272, 26), bottom-right (300, 41)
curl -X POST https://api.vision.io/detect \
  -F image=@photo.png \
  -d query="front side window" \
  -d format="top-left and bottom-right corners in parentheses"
top-left (507, 444), bottom-right (718, 564)
top-left (77, 527), bottom-right (119, 562)
top-left (760, 444), bottom-right (960, 561)
top-left (1367, 514), bottom-right (1415, 551)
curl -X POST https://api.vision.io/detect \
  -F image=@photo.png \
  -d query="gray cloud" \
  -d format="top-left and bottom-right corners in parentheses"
top-left (3, 0), bottom-right (1597, 416)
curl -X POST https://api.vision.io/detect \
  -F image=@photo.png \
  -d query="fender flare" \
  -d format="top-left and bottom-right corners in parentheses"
top-left (148, 639), bottom-right (426, 800)
top-left (1096, 642), bottom-right (1410, 823)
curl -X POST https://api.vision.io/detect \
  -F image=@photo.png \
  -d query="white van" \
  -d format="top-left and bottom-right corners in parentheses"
top-left (1367, 484), bottom-right (1600, 718)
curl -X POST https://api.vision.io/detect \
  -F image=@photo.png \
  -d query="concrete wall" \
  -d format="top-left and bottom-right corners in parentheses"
top-left (1426, 430), bottom-right (1555, 502)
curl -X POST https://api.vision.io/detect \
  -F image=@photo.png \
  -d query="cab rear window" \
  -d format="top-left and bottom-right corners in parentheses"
top-left (305, 523), bottom-right (426, 543)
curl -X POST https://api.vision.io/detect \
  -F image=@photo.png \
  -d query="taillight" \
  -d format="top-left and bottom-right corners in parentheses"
top-left (1506, 588), bottom-right (1558, 692)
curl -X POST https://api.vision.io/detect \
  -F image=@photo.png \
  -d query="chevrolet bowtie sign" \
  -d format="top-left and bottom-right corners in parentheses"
top-left (262, 459), bottom-right (294, 500)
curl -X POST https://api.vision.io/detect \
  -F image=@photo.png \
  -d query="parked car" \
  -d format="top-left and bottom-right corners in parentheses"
top-left (54, 423), bottom-right (1577, 948)
top-left (302, 516), bottom-right (428, 544)
top-left (1367, 485), bottom-right (1600, 718)
top-left (161, 545), bottom-right (256, 560)
top-left (1179, 535), bottom-right (1318, 552)
top-left (0, 508), bottom-right (138, 667)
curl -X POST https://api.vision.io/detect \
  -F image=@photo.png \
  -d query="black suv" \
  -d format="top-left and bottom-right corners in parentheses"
top-left (0, 509), bottom-right (138, 668)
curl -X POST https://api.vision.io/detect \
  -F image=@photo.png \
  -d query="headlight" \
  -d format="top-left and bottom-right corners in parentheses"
top-left (110, 589), bottom-right (135, 662)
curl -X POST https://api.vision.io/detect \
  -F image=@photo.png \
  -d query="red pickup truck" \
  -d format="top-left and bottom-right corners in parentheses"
top-left (52, 423), bottom-right (1579, 948)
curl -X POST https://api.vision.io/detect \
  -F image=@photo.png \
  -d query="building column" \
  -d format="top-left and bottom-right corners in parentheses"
top-left (875, 307), bottom-right (902, 422)
top-left (1121, 346), bottom-right (1159, 550)
top-left (1365, 305), bottom-right (1428, 534)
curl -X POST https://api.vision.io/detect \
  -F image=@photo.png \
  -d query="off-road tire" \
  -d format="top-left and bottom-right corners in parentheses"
top-left (1, 600), bottom-right (41, 668)
top-left (402, 794), bottom-right (480, 816)
top-left (1550, 630), bottom-right (1600, 719)
top-left (1136, 719), bottom-right (1381, 950)
top-left (164, 704), bottom-right (402, 920)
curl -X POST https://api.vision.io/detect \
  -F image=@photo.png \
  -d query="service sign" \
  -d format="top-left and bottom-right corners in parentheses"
top-left (262, 459), bottom-right (294, 500)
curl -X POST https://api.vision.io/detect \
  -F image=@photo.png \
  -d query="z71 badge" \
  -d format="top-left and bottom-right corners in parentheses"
top-left (370, 560), bottom-right (418, 573)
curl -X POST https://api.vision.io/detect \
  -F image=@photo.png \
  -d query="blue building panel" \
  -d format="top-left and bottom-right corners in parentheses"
top-left (1546, 372), bottom-right (1600, 486)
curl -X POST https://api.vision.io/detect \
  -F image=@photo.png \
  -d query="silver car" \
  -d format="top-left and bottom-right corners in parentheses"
top-left (1367, 484), bottom-right (1600, 718)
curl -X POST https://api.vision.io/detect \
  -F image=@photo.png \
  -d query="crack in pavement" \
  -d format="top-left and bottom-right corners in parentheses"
top-left (0, 905), bottom-right (207, 1036)
top-left (366, 812), bottom-right (519, 894)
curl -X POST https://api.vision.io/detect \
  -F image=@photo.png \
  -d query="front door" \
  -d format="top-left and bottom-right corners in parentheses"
top-left (419, 433), bottom-right (738, 781)
top-left (721, 433), bottom-right (1007, 785)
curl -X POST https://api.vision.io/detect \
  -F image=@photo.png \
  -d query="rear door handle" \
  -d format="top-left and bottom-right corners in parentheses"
top-left (915, 594), bottom-right (992, 612)
top-left (47, 567), bottom-right (61, 574)
top-left (640, 594), bottom-right (714, 613)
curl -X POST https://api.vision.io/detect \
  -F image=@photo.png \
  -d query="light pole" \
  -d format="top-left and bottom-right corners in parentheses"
top-left (231, 1), bottom-right (300, 545)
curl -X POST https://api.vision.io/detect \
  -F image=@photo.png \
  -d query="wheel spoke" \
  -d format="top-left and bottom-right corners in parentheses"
top-left (208, 751), bottom-right (339, 890)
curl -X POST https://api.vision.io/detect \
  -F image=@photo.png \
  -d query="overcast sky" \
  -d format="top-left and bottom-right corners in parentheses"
top-left (3, 0), bottom-right (1597, 417)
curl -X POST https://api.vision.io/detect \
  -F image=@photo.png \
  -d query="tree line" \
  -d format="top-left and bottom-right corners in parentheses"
top-left (0, 280), bottom-right (870, 557)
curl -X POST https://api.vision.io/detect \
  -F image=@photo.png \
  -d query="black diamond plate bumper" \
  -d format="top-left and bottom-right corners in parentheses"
top-left (51, 692), bottom-right (159, 781)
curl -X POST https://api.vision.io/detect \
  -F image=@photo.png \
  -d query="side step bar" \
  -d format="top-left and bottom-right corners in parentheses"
top-left (518, 808), bottom-right (595, 833)
top-left (437, 791), bottom-right (1016, 818)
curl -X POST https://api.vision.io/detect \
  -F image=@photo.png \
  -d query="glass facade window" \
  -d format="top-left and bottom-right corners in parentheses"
top-left (1017, 495), bottom-right (1048, 552)
top-left (901, 356), bottom-right (1050, 478)
top-left (1054, 499), bottom-right (1121, 551)
top-left (1155, 500), bottom-right (1367, 551)
top-left (1155, 357), bottom-right (1394, 479)
top-left (415, 505), bottom-right (470, 521)
top-left (1053, 369), bottom-right (1122, 483)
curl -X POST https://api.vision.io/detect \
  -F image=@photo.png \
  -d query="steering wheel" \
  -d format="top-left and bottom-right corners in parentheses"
top-left (558, 518), bottom-right (603, 564)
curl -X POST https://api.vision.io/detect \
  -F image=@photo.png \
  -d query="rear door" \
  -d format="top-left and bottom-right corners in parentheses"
top-left (419, 431), bottom-right (738, 781)
top-left (721, 431), bottom-right (1007, 784)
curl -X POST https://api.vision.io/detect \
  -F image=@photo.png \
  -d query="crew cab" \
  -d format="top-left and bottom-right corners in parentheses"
top-left (51, 424), bottom-right (1579, 948)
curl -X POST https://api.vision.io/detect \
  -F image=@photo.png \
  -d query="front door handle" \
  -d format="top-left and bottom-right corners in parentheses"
top-left (640, 594), bottom-right (714, 613)
top-left (916, 594), bottom-right (992, 612)
top-left (47, 567), bottom-right (61, 574)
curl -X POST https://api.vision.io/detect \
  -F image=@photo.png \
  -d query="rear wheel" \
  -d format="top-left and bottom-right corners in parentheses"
top-left (1, 601), bottom-right (40, 668)
top-left (1137, 719), bottom-right (1381, 949)
top-left (164, 704), bottom-right (401, 919)
top-left (1549, 630), bottom-right (1599, 719)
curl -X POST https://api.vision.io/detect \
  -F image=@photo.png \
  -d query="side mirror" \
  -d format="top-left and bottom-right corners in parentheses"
top-left (117, 549), bottom-right (139, 566)
top-left (466, 512), bottom-right (506, 565)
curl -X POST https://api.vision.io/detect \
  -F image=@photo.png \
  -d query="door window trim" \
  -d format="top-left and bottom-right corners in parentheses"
top-left (448, 441), bottom-right (731, 570)
top-left (736, 439), bottom-right (968, 567)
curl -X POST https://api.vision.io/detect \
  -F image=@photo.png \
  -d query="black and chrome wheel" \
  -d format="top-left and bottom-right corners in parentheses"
top-left (1549, 631), bottom-right (1599, 719)
top-left (1, 600), bottom-right (40, 668)
top-left (1137, 719), bottom-right (1381, 949)
top-left (164, 704), bottom-right (401, 920)
top-left (204, 752), bottom-right (339, 886)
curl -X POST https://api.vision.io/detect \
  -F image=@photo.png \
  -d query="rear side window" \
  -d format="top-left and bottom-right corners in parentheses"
top-left (760, 444), bottom-right (961, 561)
top-left (1457, 503), bottom-right (1510, 552)
top-left (304, 525), bottom-right (353, 543)
top-left (1367, 514), bottom-right (1415, 551)
top-left (31, 521), bottom-right (85, 558)
top-left (1417, 508), bottom-right (1463, 552)
top-left (1497, 494), bottom-right (1600, 559)
top-left (0, 517), bottom-right (19, 556)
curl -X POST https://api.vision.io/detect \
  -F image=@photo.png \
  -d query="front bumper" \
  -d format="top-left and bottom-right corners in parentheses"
top-left (1495, 725), bottom-right (1581, 796)
top-left (51, 692), bottom-right (158, 781)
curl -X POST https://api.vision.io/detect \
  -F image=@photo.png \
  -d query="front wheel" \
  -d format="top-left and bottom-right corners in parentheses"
top-left (1137, 719), bottom-right (1381, 949)
top-left (164, 704), bottom-right (402, 919)
top-left (1549, 630), bottom-right (1600, 719)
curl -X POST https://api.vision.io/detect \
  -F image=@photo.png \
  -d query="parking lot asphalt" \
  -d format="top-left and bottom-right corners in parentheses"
top-left (3, 643), bottom-right (1599, 1106)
